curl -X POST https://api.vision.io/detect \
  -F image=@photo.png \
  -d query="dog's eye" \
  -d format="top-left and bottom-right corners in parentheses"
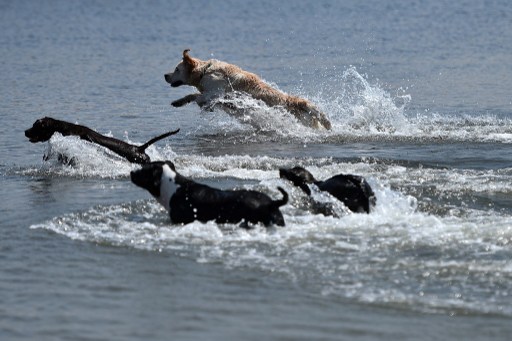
top-left (175, 67), bottom-right (179, 72)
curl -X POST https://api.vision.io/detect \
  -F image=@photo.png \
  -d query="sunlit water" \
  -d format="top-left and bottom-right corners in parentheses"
top-left (1, 0), bottom-right (512, 340)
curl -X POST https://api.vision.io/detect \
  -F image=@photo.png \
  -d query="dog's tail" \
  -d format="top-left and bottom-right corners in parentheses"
top-left (272, 187), bottom-right (289, 208)
top-left (138, 128), bottom-right (180, 152)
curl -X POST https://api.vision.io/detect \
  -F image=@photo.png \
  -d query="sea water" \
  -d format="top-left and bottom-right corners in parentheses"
top-left (1, 0), bottom-right (512, 340)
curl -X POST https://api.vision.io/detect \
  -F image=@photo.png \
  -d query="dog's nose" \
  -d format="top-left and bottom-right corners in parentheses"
top-left (164, 74), bottom-right (171, 83)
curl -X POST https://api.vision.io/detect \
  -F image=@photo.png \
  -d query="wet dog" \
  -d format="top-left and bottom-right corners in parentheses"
top-left (279, 166), bottom-right (376, 214)
top-left (131, 161), bottom-right (288, 227)
top-left (164, 49), bottom-right (331, 130)
top-left (25, 117), bottom-right (179, 164)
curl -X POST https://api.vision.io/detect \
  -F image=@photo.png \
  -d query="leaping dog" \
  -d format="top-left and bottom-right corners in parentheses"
top-left (164, 49), bottom-right (332, 130)
top-left (279, 166), bottom-right (376, 214)
top-left (25, 117), bottom-right (179, 164)
top-left (131, 161), bottom-right (288, 227)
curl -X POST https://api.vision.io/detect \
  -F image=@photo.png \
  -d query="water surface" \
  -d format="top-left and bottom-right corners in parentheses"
top-left (1, 0), bottom-right (512, 340)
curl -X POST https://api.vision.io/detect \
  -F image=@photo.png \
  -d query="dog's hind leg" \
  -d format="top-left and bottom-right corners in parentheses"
top-left (291, 106), bottom-right (332, 130)
top-left (172, 93), bottom-right (201, 107)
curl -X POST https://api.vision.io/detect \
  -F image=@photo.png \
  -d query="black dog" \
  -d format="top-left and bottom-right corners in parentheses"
top-left (25, 117), bottom-right (179, 164)
top-left (131, 161), bottom-right (288, 227)
top-left (279, 166), bottom-right (376, 214)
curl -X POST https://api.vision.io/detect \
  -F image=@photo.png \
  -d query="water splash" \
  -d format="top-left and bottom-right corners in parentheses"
top-left (30, 177), bottom-right (512, 316)
top-left (206, 91), bottom-right (322, 140)
top-left (23, 133), bottom-right (512, 316)
top-left (192, 66), bottom-right (512, 143)
top-left (314, 66), bottom-right (412, 135)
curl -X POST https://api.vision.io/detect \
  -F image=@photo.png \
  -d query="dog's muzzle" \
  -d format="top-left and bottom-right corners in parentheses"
top-left (164, 74), bottom-right (183, 87)
top-left (24, 129), bottom-right (41, 143)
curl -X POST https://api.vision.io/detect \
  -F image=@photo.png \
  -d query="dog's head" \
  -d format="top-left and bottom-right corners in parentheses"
top-left (25, 117), bottom-right (58, 143)
top-left (130, 160), bottom-right (180, 211)
top-left (279, 166), bottom-right (317, 195)
top-left (164, 49), bottom-right (199, 87)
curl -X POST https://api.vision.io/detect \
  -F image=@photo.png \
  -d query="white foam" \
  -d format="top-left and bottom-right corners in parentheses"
top-left (29, 170), bottom-right (512, 316)
top-left (182, 66), bottom-right (512, 144)
top-left (41, 133), bottom-right (138, 178)
top-left (20, 65), bottom-right (512, 316)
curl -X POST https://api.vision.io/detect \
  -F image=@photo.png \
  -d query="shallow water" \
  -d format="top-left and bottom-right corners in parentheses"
top-left (1, 0), bottom-right (512, 340)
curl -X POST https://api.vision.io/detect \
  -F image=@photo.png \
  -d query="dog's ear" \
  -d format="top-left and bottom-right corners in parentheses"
top-left (34, 117), bottom-right (50, 130)
top-left (164, 160), bottom-right (176, 171)
top-left (182, 49), bottom-right (196, 68)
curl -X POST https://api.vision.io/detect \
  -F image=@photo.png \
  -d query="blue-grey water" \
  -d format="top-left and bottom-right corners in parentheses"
top-left (1, 0), bottom-right (512, 340)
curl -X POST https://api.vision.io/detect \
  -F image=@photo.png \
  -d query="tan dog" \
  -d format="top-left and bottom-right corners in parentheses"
top-left (164, 50), bottom-right (331, 130)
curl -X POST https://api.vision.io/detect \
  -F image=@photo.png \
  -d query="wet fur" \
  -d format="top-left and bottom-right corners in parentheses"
top-left (280, 166), bottom-right (376, 214)
top-left (165, 49), bottom-right (331, 130)
top-left (131, 161), bottom-right (289, 227)
top-left (25, 117), bottom-right (179, 164)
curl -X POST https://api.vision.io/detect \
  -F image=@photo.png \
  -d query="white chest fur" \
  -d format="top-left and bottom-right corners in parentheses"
top-left (156, 164), bottom-right (180, 212)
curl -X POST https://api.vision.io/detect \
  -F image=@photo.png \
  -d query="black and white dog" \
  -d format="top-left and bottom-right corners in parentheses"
top-left (279, 166), bottom-right (376, 214)
top-left (25, 117), bottom-right (179, 164)
top-left (131, 161), bottom-right (288, 227)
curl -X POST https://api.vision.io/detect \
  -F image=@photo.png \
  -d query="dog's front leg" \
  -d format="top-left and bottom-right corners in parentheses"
top-left (195, 93), bottom-right (215, 111)
top-left (196, 91), bottom-right (227, 112)
top-left (171, 93), bottom-right (200, 107)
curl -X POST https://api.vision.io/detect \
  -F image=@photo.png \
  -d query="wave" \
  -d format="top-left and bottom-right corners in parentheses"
top-left (30, 177), bottom-right (512, 316)
top-left (16, 66), bottom-right (512, 180)
top-left (17, 135), bottom-right (512, 209)
top-left (19, 134), bottom-right (512, 318)
top-left (191, 66), bottom-right (512, 144)
top-left (19, 66), bottom-right (512, 317)
top-left (21, 132), bottom-right (512, 316)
